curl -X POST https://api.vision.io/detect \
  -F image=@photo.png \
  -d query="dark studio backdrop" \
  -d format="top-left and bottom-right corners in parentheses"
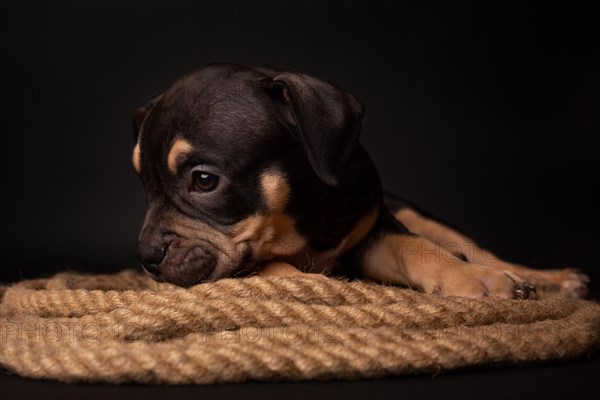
top-left (1, 0), bottom-right (599, 398)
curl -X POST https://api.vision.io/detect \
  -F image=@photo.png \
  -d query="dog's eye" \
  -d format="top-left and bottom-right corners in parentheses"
top-left (192, 171), bottom-right (220, 192)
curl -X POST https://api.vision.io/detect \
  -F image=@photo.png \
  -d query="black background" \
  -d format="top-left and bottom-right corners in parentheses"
top-left (1, 1), bottom-right (598, 398)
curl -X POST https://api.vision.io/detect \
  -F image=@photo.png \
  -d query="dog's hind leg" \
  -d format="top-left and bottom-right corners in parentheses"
top-left (383, 192), bottom-right (589, 298)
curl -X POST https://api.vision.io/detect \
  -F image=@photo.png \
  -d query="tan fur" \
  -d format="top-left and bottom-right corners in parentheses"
top-left (394, 207), bottom-right (588, 297)
top-left (282, 206), bottom-right (378, 275)
top-left (362, 233), bottom-right (529, 299)
top-left (232, 172), bottom-right (306, 259)
top-left (339, 207), bottom-right (378, 253)
top-left (258, 261), bottom-right (304, 276)
top-left (395, 208), bottom-right (472, 252)
top-left (261, 172), bottom-right (290, 212)
top-left (132, 143), bottom-right (141, 173)
top-left (396, 207), bottom-right (509, 265)
top-left (258, 260), bottom-right (329, 279)
top-left (167, 139), bottom-right (193, 174)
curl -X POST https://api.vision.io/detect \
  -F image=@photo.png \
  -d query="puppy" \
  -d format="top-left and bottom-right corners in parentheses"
top-left (132, 63), bottom-right (589, 299)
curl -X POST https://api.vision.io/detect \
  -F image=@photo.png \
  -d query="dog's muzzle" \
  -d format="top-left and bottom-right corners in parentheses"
top-left (137, 239), bottom-right (219, 287)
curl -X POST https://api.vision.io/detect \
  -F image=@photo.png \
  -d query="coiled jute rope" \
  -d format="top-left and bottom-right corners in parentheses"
top-left (1, 269), bottom-right (599, 384)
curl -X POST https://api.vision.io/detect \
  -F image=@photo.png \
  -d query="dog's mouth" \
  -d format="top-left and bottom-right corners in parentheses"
top-left (160, 245), bottom-right (217, 287)
top-left (146, 239), bottom-right (255, 287)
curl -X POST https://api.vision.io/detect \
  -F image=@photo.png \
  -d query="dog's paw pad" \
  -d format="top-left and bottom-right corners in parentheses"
top-left (562, 276), bottom-right (590, 299)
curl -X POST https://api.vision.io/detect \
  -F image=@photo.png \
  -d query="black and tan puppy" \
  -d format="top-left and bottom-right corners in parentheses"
top-left (132, 63), bottom-right (589, 299)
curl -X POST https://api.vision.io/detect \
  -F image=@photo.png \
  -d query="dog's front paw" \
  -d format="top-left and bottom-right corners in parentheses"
top-left (428, 264), bottom-right (535, 300)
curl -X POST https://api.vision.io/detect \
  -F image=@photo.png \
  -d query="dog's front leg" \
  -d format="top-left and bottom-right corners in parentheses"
top-left (258, 261), bottom-right (306, 277)
top-left (361, 232), bottom-right (535, 299)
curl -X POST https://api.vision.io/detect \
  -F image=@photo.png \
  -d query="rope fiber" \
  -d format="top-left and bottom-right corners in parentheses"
top-left (1, 269), bottom-right (599, 384)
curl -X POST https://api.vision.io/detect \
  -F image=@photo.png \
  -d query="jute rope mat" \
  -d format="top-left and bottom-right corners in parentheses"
top-left (1, 269), bottom-right (599, 384)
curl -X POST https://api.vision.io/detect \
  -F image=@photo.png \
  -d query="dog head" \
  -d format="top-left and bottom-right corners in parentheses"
top-left (132, 64), bottom-right (364, 286)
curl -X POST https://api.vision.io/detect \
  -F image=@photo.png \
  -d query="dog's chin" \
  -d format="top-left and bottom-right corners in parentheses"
top-left (156, 245), bottom-right (219, 287)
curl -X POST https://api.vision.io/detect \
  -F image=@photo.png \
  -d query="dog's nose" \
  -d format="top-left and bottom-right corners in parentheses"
top-left (137, 242), bottom-right (166, 275)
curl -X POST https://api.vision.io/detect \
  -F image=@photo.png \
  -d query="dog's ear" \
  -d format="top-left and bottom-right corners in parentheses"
top-left (132, 95), bottom-right (163, 143)
top-left (270, 73), bottom-right (364, 187)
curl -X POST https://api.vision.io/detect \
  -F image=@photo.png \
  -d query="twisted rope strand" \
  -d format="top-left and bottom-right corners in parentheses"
top-left (2, 292), bottom-right (580, 343)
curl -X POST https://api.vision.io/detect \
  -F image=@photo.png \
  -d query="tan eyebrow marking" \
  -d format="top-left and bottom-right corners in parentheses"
top-left (167, 138), bottom-right (193, 174)
top-left (260, 171), bottom-right (290, 212)
top-left (132, 143), bottom-right (141, 173)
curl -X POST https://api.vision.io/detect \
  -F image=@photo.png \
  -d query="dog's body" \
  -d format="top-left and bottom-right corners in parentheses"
top-left (132, 63), bottom-right (589, 299)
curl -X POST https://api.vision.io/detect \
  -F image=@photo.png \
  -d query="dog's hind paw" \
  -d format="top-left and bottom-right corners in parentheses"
top-left (559, 270), bottom-right (590, 298)
top-left (526, 268), bottom-right (590, 299)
